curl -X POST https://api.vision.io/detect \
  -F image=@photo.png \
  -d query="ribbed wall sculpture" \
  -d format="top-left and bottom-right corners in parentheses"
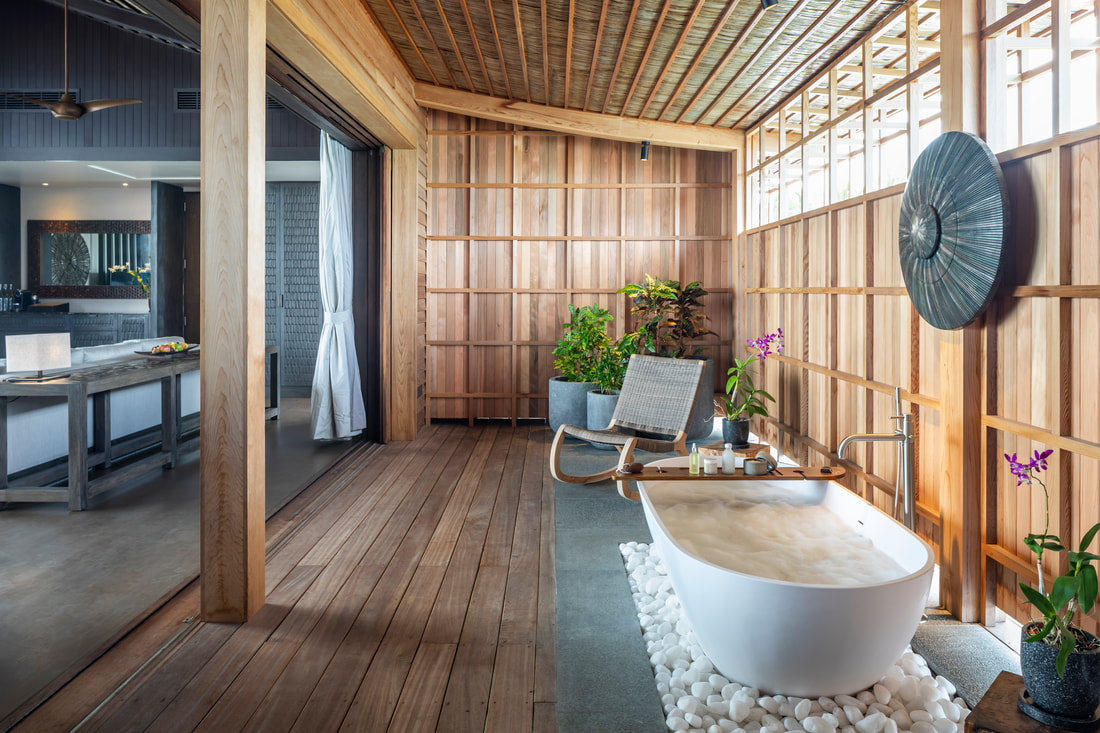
top-left (898, 131), bottom-right (1009, 330)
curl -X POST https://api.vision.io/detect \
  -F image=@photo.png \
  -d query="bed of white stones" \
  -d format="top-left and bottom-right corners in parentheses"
top-left (621, 542), bottom-right (970, 733)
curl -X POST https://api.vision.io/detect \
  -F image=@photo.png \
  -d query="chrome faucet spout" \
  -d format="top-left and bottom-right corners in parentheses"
top-left (836, 389), bottom-right (916, 530)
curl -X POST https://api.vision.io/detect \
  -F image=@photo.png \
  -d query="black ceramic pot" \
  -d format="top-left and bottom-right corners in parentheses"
top-left (1020, 622), bottom-right (1100, 721)
top-left (722, 418), bottom-right (750, 448)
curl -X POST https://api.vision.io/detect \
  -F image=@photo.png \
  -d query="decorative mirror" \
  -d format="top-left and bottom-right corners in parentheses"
top-left (28, 220), bottom-right (152, 299)
top-left (898, 131), bottom-right (1009, 330)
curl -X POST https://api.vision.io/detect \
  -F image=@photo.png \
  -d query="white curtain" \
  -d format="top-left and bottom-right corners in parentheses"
top-left (311, 132), bottom-right (366, 439)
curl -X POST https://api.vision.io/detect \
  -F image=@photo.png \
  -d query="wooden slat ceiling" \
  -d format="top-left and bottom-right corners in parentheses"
top-left (365, 0), bottom-right (914, 130)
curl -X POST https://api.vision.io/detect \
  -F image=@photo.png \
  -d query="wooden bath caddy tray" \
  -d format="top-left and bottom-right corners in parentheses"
top-left (614, 465), bottom-right (845, 481)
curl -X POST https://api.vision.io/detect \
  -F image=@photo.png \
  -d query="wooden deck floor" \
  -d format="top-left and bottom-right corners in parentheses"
top-left (13, 424), bottom-right (556, 732)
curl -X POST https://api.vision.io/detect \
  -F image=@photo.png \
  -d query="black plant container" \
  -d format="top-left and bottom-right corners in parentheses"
top-left (722, 418), bottom-right (750, 448)
top-left (1020, 622), bottom-right (1100, 722)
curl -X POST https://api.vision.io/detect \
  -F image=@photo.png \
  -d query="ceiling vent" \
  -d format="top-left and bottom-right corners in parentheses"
top-left (0, 90), bottom-right (79, 111)
top-left (175, 89), bottom-right (286, 111)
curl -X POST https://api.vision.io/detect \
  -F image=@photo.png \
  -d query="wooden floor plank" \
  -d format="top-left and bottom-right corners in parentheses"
top-left (13, 426), bottom-right (559, 733)
top-left (387, 642), bottom-right (459, 733)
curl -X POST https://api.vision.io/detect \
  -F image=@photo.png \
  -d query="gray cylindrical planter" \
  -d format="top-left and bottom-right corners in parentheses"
top-left (1020, 622), bottom-right (1100, 722)
top-left (587, 389), bottom-right (620, 450)
top-left (548, 376), bottom-right (597, 432)
top-left (686, 356), bottom-right (717, 441)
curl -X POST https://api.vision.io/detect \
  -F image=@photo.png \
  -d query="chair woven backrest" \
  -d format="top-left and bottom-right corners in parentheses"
top-left (612, 354), bottom-right (705, 436)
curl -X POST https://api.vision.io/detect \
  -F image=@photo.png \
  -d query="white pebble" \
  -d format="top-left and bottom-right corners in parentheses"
top-left (873, 684), bottom-right (891, 705)
top-left (694, 682), bottom-right (715, 698)
top-left (709, 701), bottom-right (730, 716)
top-left (795, 699), bottom-right (813, 720)
top-left (909, 722), bottom-right (936, 733)
top-left (722, 683), bottom-right (742, 700)
top-left (709, 726), bottom-right (723, 733)
top-left (760, 697), bottom-right (780, 714)
top-left (718, 722), bottom-right (738, 733)
top-left (935, 675), bottom-right (957, 697)
top-left (819, 697), bottom-right (838, 713)
top-left (836, 695), bottom-right (864, 711)
top-left (843, 705), bottom-right (863, 723)
top-left (932, 719), bottom-right (957, 733)
top-left (882, 718), bottom-right (897, 733)
top-left (686, 712), bottom-right (703, 727)
top-left (731, 699), bottom-right (752, 722)
top-left (854, 712), bottom-right (885, 733)
top-left (856, 691), bottom-right (876, 705)
top-left (889, 710), bottom-right (910, 728)
top-left (782, 717), bottom-right (801, 731)
top-left (868, 703), bottom-right (893, 717)
top-left (909, 710), bottom-right (933, 723)
top-left (803, 716), bottom-right (836, 733)
top-left (710, 674), bottom-right (730, 689)
top-left (678, 696), bottom-right (702, 716)
top-left (939, 700), bottom-right (961, 722)
top-left (822, 712), bottom-right (840, 728)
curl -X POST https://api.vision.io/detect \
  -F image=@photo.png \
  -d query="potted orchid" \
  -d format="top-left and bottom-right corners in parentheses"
top-left (1005, 448), bottom-right (1100, 724)
top-left (715, 329), bottom-right (782, 448)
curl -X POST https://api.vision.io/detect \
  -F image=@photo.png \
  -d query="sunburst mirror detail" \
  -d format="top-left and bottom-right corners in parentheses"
top-left (898, 131), bottom-right (1009, 330)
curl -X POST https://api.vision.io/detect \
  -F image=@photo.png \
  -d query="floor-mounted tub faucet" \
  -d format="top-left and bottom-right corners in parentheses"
top-left (837, 387), bottom-right (915, 531)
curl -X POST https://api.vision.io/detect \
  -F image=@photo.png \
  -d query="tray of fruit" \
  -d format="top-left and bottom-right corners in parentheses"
top-left (137, 342), bottom-right (196, 357)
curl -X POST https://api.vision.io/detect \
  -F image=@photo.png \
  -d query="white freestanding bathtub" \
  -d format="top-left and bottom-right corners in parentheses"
top-left (637, 457), bottom-right (935, 698)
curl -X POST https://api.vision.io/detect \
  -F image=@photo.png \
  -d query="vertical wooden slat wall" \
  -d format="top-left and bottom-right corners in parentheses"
top-left (740, 125), bottom-right (1100, 636)
top-left (426, 110), bottom-right (735, 423)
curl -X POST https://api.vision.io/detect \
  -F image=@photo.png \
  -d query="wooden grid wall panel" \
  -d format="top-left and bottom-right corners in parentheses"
top-left (740, 124), bottom-right (1100, 636)
top-left (426, 110), bottom-right (735, 423)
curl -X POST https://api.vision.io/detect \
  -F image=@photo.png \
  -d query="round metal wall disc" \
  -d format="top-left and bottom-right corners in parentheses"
top-left (898, 131), bottom-right (1009, 330)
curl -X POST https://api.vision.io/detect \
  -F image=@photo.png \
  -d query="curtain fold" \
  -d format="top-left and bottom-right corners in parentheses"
top-left (310, 132), bottom-right (366, 440)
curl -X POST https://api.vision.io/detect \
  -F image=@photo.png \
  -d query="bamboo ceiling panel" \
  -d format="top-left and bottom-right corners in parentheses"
top-left (367, 0), bottom-right (907, 129)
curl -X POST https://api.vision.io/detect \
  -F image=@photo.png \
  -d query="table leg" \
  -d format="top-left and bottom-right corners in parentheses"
top-left (68, 385), bottom-right (88, 511)
top-left (0, 397), bottom-right (8, 494)
top-left (93, 392), bottom-right (112, 469)
top-left (162, 375), bottom-right (179, 468)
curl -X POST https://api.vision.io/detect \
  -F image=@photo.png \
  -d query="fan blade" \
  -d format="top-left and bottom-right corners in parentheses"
top-left (80, 98), bottom-right (142, 114)
top-left (0, 93), bottom-right (59, 111)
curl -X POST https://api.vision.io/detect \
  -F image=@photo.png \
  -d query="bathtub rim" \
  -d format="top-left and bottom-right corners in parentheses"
top-left (637, 456), bottom-right (936, 591)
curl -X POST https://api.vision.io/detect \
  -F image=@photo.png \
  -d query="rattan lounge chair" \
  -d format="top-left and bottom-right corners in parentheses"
top-left (549, 354), bottom-right (706, 501)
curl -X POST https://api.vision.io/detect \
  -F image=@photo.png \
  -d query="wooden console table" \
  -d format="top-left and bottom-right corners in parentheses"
top-left (0, 354), bottom-right (199, 511)
top-left (965, 670), bottom-right (1069, 733)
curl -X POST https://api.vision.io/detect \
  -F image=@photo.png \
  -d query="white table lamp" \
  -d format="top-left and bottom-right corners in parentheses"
top-left (5, 333), bottom-right (72, 381)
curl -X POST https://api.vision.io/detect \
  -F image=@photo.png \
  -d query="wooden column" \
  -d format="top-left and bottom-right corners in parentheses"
top-left (937, 0), bottom-right (982, 623)
top-left (199, 0), bottom-right (266, 622)
top-left (386, 148), bottom-right (419, 440)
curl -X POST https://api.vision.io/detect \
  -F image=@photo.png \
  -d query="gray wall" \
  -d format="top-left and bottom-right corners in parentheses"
top-left (0, 1), bottom-right (318, 159)
top-left (266, 183), bottom-right (321, 397)
top-left (0, 184), bottom-right (17, 285)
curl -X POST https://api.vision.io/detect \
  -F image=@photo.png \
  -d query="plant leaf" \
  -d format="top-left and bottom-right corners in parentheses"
top-left (1079, 522), bottom-right (1100, 554)
top-left (1023, 616), bottom-right (1055, 643)
top-left (1050, 575), bottom-right (1080, 611)
top-left (1020, 582), bottom-right (1057, 616)
top-left (1080, 564), bottom-right (1098, 614)
top-left (1057, 633), bottom-right (1076, 678)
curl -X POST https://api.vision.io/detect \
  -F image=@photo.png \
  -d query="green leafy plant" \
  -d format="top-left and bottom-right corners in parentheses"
top-left (715, 329), bottom-right (782, 421)
top-left (1006, 448), bottom-right (1100, 677)
top-left (553, 303), bottom-right (613, 382)
top-left (590, 333), bottom-right (638, 394)
top-left (617, 275), bottom-right (711, 358)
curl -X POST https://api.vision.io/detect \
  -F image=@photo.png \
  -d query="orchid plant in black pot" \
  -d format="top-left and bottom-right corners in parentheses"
top-left (1005, 448), bottom-right (1100, 725)
top-left (715, 329), bottom-right (782, 448)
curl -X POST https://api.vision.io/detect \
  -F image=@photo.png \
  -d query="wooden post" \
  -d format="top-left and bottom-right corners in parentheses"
top-left (387, 148), bottom-right (420, 440)
top-left (199, 0), bottom-right (266, 622)
top-left (937, 0), bottom-right (982, 623)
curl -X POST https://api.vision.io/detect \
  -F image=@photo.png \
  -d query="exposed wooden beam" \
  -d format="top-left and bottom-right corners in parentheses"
top-left (564, 0), bottom-right (574, 107)
top-left (386, 149), bottom-right (419, 440)
top-left (512, 0), bottom-right (531, 103)
top-left (456, 0), bottom-right (492, 95)
top-left (382, 0), bottom-right (438, 86)
top-left (406, 0), bottom-right (457, 88)
top-left (658, 0), bottom-right (740, 120)
top-left (981, 0), bottom-right (1049, 39)
top-left (639, 0), bottom-right (707, 118)
top-left (266, 0), bottom-right (422, 149)
top-left (200, 0), bottom-right (266, 623)
top-left (415, 83), bottom-right (745, 151)
top-left (540, 0), bottom-right (549, 104)
top-left (873, 35), bottom-right (938, 50)
top-left (620, 0), bottom-right (673, 114)
top-left (601, 0), bottom-right (642, 114)
top-left (432, 0), bottom-right (475, 91)
top-left (676, 6), bottom-right (768, 123)
top-left (583, 0), bottom-right (611, 110)
top-left (485, 0), bottom-right (513, 99)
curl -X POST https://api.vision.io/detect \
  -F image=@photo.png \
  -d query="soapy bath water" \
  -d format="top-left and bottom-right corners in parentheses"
top-left (647, 481), bottom-right (908, 585)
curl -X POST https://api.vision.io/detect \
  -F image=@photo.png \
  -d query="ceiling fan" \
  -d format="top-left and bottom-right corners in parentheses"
top-left (3, 0), bottom-right (141, 120)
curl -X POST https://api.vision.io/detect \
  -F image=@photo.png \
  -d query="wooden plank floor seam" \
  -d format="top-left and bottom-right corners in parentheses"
top-left (11, 425), bottom-right (558, 733)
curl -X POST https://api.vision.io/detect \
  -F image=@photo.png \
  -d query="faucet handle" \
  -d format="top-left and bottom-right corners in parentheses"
top-left (893, 386), bottom-right (902, 416)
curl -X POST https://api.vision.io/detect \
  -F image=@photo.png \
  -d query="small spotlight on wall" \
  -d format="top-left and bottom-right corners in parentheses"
top-left (761, 0), bottom-right (779, 8)
top-left (641, 140), bottom-right (650, 161)
top-left (122, 182), bottom-right (129, 187)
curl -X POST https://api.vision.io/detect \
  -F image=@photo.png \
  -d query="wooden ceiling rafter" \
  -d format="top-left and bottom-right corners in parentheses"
top-left (716, 0), bottom-right (844, 127)
top-left (657, 0), bottom-right (742, 120)
top-left (408, 0), bottom-right (458, 88)
top-left (619, 0), bottom-right (674, 115)
top-left (455, 0), bottom-right (493, 96)
top-left (675, 5), bottom-right (768, 123)
top-left (638, 0), bottom-right (709, 119)
top-left (541, 0), bottom-right (550, 105)
top-left (382, 0), bottom-right (439, 85)
top-left (512, 0), bottom-right (532, 103)
top-left (430, 0), bottom-right (476, 91)
top-left (726, 0), bottom-right (889, 128)
top-left (483, 0), bottom-right (513, 99)
top-left (582, 0), bottom-right (612, 111)
top-left (600, 0), bottom-right (642, 114)
top-left (564, 0), bottom-right (574, 107)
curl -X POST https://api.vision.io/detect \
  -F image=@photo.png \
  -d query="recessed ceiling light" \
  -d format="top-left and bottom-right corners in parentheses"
top-left (42, 182), bottom-right (49, 186)
top-left (122, 182), bottom-right (129, 187)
